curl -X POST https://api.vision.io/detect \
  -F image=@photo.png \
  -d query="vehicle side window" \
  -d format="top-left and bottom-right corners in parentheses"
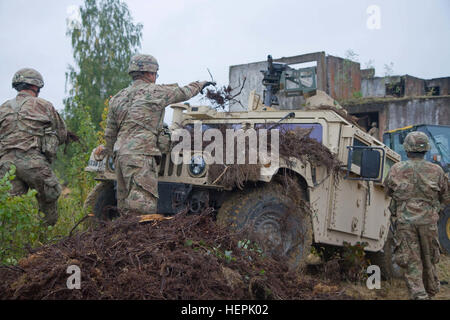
top-left (352, 137), bottom-right (369, 167)
top-left (185, 123), bottom-right (241, 131)
top-left (392, 132), bottom-right (407, 160)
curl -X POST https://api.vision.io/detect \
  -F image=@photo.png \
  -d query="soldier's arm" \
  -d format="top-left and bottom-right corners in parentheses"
top-left (438, 171), bottom-right (450, 206)
top-left (383, 167), bottom-right (396, 197)
top-left (104, 103), bottom-right (118, 155)
top-left (161, 82), bottom-right (204, 106)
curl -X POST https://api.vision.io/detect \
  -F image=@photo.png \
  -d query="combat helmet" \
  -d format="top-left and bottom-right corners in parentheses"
top-left (403, 131), bottom-right (430, 152)
top-left (12, 68), bottom-right (44, 88)
top-left (128, 54), bottom-right (159, 74)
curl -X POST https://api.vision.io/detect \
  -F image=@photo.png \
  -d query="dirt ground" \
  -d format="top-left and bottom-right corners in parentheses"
top-left (0, 212), bottom-right (352, 300)
top-left (1, 210), bottom-right (448, 300)
top-left (342, 254), bottom-right (450, 300)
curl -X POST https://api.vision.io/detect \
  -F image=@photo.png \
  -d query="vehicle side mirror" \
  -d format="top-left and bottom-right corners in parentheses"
top-left (345, 146), bottom-right (385, 182)
top-left (360, 149), bottom-right (381, 178)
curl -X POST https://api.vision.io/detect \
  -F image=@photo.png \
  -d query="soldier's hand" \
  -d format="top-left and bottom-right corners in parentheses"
top-left (66, 131), bottom-right (80, 144)
top-left (200, 81), bottom-right (216, 94)
top-left (94, 145), bottom-right (107, 161)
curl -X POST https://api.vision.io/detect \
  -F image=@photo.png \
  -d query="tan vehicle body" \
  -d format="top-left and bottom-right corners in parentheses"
top-left (87, 91), bottom-right (401, 253)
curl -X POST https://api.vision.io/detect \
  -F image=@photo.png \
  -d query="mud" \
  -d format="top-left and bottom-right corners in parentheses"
top-left (0, 210), bottom-right (351, 300)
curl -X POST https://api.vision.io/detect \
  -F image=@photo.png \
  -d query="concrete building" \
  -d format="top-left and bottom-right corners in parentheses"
top-left (229, 52), bottom-right (361, 110)
top-left (228, 52), bottom-right (449, 137)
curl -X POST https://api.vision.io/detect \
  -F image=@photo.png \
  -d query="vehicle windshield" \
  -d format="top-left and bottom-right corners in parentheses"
top-left (390, 131), bottom-right (408, 160)
top-left (185, 123), bottom-right (323, 142)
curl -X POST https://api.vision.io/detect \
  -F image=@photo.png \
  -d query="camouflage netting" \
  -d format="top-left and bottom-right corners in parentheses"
top-left (0, 210), bottom-right (351, 300)
top-left (206, 126), bottom-right (342, 189)
top-left (313, 105), bottom-right (364, 131)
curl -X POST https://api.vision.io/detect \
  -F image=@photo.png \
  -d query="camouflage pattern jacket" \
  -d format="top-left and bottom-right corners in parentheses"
top-left (105, 79), bottom-right (203, 156)
top-left (0, 91), bottom-right (67, 159)
top-left (384, 158), bottom-right (449, 225)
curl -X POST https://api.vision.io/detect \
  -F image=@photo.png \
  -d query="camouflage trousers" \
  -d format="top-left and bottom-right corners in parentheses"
top-left (394, 223), bottom-right (441, 299)
top-left (0, 149), bottom-right (61, 226)
top-left (115, 154), bottom-right (158, 215)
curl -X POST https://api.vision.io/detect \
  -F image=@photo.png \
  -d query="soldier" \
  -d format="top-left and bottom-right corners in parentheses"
top-left (368, 122), bottom-right (379, 139)
top-left (384, 131), bottom-right (449, 300)
top-left (0, 68), bottom-right (67, 226)
top-left (103, 54), bottom-right (214, 216)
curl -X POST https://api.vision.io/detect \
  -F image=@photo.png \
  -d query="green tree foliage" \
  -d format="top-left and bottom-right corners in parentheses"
top-left (0, 166), bottom-right (44, 265)
top-left (57, 0), bottom-right (142, 183)
top-left (64, 0), bottom-right (143, 130)
top-left (56, 102), bottom-right (98, 205)
top-left (53, 0), bottom-right (142, 234)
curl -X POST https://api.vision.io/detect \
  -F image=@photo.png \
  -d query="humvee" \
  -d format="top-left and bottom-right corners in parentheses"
top-left (84, 57), bottom-right (401, 270)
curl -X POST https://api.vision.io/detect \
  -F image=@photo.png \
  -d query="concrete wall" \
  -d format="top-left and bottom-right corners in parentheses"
top-left (361, 77), bottom-right (386, 97)
top-left (326, 55), bottom-right (361, 100)
top-left (229, 61), bottom-right (266, 111)
top-left (426, 77), bottom-right (450, 96)
top-left (404, 75), bottom-right (425, 97)
top-left (344, 96), bottom-right (450, 133)
top-left (361, 68), bottom-right (375, 79)
top-left (385, 96), bottom-right (449, 130)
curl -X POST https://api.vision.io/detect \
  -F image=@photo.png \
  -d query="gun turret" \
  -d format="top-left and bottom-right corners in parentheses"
top-left (261, 55), bottom-right (288, 106)
top-left (261, 54), bottom-right (318, 107)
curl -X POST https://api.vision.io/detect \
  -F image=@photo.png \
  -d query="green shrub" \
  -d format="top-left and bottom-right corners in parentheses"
top-left (0, 165), bottom-right (46, 265)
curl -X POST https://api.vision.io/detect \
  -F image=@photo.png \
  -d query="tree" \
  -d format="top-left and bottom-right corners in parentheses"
top-left (64, 0), bottom-right (143, 130)
top-left (55, 0), bottom-right (142, 198)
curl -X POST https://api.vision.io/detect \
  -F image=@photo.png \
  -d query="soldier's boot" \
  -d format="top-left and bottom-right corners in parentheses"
top-left (413, 292), bottom-right (430, 300)
top-left (423, 265), bottom-right (440, 298)
top-left (124, 187), bottom-right (158, 215)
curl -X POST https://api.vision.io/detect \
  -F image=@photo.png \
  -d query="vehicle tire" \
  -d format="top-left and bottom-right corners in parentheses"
top-left (366, 230), bottom-right (402, 280)
top-left (216, 182), bottom-right (312, 271)
top-left (438, 205), bottom-right (450, 255)
top-left (83, 181), bottom-right (118, 221)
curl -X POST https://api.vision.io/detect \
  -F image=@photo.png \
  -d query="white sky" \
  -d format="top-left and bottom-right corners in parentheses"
top-left (0, 0), bottom-right (449, 124)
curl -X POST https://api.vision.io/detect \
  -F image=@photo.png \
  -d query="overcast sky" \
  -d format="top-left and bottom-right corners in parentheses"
top-left (0, 0), bottom-right (449, 123)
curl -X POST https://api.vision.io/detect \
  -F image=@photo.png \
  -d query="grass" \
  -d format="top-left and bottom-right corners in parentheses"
top-left (342, 254), bottom-right (450, 300)
top-left (46, 187), bottom-right (89, 241)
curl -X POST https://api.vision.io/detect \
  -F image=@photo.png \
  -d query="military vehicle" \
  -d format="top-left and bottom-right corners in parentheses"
top-left (84, 56), bottom-right (401, 271)
top-left (384, 124), bottom-right (450, 254)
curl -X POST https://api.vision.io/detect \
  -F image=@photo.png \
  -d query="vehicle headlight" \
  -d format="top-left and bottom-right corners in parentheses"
top-left (189, 155), bottom-right (206, 177)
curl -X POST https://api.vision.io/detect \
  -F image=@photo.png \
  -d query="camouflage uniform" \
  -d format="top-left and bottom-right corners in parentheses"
top-left (0, 68), bottom-right (67, 225)
top-left (105, 54), bottom-right (206, 215)
top-left (384, 131), bottom-right (449, 299)
top-left (368, 122), bottom-right (379, 139)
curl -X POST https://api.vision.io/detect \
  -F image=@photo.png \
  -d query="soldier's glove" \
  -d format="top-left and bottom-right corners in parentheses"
top-left (200, 81), bottom-right (216, 94)
top-left (94, 145), bottom-right (107, 161)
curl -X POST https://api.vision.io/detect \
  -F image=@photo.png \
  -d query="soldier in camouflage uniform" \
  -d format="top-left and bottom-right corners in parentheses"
top-left (368, 122), bottom-right (379, 139)
top-left (103, 54), bottom-right (214, 215)
top-left (0, 68), bottom-right (67, 225)
top-left (384, 131), bottom-right (449, 299)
